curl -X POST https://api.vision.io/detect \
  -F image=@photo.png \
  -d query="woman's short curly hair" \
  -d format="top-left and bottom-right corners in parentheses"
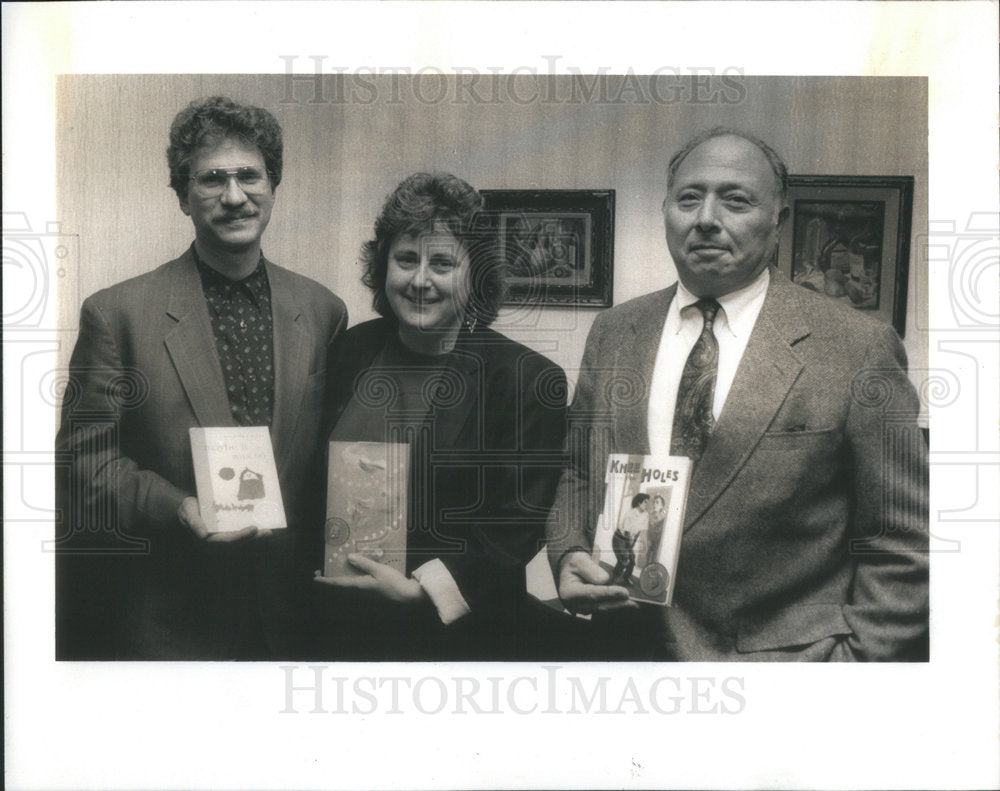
top-left (166, 96), bottom-right (283, 199)
top-left (361, 172), bottom-right (507, 327)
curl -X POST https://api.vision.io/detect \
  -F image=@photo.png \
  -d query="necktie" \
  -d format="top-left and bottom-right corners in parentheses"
top-left (670, 298), bottom-right (721, 464)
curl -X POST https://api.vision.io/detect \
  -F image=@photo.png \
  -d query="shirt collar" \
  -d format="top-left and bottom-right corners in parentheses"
top-left (675, 267), bottom-right (770, 338)
top-left (193, 244), bottom-right (268, 298)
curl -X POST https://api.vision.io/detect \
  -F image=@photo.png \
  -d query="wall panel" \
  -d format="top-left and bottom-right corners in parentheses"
top-left (57, 74), bottom-right (928, 416)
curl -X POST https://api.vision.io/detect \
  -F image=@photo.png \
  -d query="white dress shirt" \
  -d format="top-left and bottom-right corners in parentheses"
top-left (648, 268), bottom-right (771, 459)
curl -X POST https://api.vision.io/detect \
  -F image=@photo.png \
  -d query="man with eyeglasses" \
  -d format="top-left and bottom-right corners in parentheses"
top-left (56, 96), bottom-right (347, 659)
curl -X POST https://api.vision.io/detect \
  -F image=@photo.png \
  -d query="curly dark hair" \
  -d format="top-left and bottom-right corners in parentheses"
top-left (360, 172), bottom-right (507, 327)
top-left (166, 96), bottom-right (283, 199)
top-left (631, 493), bottom-right (651, 509)
top-left (666, 127), bottom-right (788, 201)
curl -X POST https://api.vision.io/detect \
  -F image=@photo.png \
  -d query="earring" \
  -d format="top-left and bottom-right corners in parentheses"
top-left (464, 315), bottom-right (478, 334)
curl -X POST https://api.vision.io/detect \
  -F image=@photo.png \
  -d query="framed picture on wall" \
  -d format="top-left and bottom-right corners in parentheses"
top-left (480, 189), bottom-right (615, 307)
top-left (777, 176), bottom-right (914, 336)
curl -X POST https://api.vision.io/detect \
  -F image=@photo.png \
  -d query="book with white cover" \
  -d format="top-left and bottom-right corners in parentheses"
top-left (189, 426), bottom-right (287, 533)
top-left (591, 453), bottom-right (691, 605)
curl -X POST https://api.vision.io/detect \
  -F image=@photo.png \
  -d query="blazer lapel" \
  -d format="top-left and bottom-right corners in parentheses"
top-left (683, 272), bottom-right (809, 530)
top-left (327, 322), bottom-right (384, 432)
top-left (431, 332), bottom-right (483, 452)
top-left (616, 285), bottom-right (677, 455)
top-left (163, 251), bottom-right (234, 427)
top-left (267, 261), bottom-right (314, 469)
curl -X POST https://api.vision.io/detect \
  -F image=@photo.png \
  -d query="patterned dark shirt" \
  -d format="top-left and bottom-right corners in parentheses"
top-left (194, 249), bottom-right (275, 427)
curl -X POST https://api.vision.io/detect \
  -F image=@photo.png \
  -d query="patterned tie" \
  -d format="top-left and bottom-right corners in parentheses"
top-left (670, 298), bottom-right (721, 464)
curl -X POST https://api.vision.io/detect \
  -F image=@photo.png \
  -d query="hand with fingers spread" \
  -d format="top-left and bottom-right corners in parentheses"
top-left (314, 554), bottom-right (427, 605)
top-left (556, 550), bottom-right (637, 615)
top-left (177, 496), bottom-right (271, 543)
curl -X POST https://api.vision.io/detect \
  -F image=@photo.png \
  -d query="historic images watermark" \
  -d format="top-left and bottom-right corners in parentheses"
top-left (279, 57), bottom-right (748, 106)
top-left (279, 664), bottom-right (746, 715)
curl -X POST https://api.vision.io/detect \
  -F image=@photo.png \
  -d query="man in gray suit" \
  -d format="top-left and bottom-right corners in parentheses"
top-left (56, 96), bottom-right (347, 659)
top-left (546, 128), bottom-right (928, 661)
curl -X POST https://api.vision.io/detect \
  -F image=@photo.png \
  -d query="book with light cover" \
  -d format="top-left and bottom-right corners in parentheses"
top-left (189, 426), bottom-right (287, 533)
top-left (324, 441), bottom-right (409, 578)
top-left (591, 453), bottom-right (691, 605)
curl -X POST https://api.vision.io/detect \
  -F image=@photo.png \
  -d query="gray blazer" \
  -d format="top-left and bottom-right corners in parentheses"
top-left (57, 247), bottom-right (347, 658)
top-left (547, 270), bottom-right (929, 661)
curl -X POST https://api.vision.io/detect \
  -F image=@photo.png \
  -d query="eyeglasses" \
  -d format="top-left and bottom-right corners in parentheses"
top-left (189, 166), bottom-right (270, 196)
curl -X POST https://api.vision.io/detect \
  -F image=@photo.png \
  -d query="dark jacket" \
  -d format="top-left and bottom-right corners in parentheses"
top-left (315, 318), bottom-right (567, 659)
top-left (56, 248), bottom-right (347, 659)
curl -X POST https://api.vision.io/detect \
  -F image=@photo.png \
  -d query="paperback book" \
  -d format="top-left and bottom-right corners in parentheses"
top-left (591, 453), bottom-right (691, 605)
top-left (324, 441), bottom-right (409, 578)
top-left (189, 426), bottom-right (287, 533)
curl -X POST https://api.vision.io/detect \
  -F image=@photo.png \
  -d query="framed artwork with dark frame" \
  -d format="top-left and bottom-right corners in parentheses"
top-left (480, 189), bottom-right (615, 307)
top-left (777, 176), bottom-right (913, 336)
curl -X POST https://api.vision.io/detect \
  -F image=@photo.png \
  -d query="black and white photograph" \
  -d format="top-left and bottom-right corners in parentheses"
top-left (3, 3), bottom-right (998, 790)
top-left (47, 73), bottom-right (931, 666)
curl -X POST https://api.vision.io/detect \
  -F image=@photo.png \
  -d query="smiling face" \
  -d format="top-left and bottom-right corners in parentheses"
top-left (385, 228), bottom-right (471, 349)
top-left (663, 135), bottom-right (788, 298)
top-left (179, 136), bottom-right (275, 261)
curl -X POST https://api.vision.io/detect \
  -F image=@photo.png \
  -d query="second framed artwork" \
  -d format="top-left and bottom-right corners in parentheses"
top-left (480, 189), bottom-right (615, 307)
top-left (777, 176), bottom-right (914, 336)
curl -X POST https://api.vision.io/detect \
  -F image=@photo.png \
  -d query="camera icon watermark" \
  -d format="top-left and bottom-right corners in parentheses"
top-left (2, 212), bottom-right (79, 332)
top-left (918, 213), bottom-right (999, 331)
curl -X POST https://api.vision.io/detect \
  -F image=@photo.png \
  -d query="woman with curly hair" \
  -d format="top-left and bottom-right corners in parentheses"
top-left (313, 173), bottom-right (567, 660)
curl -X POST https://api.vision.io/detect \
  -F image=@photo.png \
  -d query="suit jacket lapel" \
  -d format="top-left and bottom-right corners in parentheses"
top-left (267, 260), bottom-right (313, 468)
top-left (683, 271), bottom-right (809, 530)
top-left (163, 250), bottom-right (234, 427)
top-left (430, 330), bottom-right (483, 452)
top-left (615, 285), bottom-right (677, 455)
top-left (327, 323), bottom-right (382, 432)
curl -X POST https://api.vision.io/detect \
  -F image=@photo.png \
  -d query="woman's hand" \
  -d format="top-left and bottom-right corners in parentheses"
top-left (314, 554), bottom-right (428, 605)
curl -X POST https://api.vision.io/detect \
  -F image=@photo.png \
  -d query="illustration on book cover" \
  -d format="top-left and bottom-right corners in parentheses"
top-left (189, 426), bottom-right (287, 533)
top-left (325, 441), bottom-right (409, 578)
top-left (592, 453), bottom-right (691, 605)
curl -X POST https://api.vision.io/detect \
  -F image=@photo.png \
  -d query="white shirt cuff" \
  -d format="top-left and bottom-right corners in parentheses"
top-left (412, 559), bottom-right (471, 625)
